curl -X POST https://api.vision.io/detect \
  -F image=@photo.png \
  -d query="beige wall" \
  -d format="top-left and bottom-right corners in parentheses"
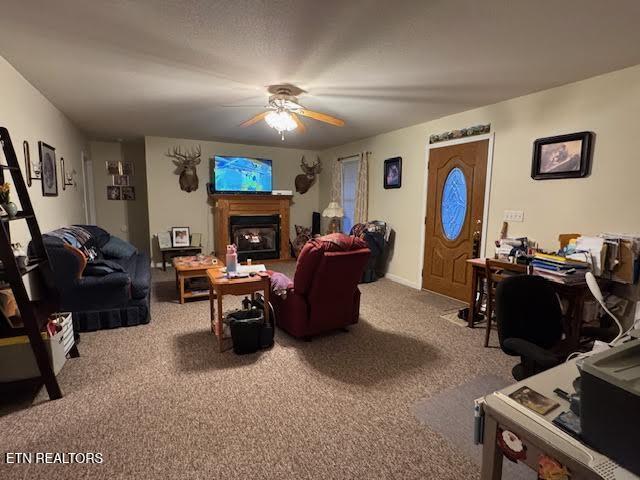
top-left (0, 56), bottom-right (87, 244)
top-left (122, 139), bottom-right (150, 255)
top-left (144, 136), bottom-right (321, 262)
top-left (321, 64), bottom-right (640, 288)
top-left (89, 140), bottom-right (150, 253)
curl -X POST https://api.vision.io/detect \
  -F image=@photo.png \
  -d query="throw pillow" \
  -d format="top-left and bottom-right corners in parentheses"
top-left (101, 236), bottom-right (138, 259)
top-left (292, 224), bottom-right (312, 258)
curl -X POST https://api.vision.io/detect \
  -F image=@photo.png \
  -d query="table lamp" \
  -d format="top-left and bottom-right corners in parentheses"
top-left (322, 201), bottom-right (344, 234)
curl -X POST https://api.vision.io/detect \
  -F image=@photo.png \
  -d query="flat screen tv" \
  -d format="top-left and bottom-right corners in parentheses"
top-left (212, 155), bottom-right (272, 194)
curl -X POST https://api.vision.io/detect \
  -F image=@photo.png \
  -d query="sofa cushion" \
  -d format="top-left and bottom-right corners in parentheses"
top-left (112, 252), bottom-right (151, 300)
top-left (84, 259), bottom-right (127, 277)
top-left (102, 235), bottom-right (138, 259)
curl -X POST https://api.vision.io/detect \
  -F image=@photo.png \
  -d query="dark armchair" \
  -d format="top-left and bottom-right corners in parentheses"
top-left (496, 275), bottom-right (567, 380)
top-left (271, 233), bottom-right (370, 339)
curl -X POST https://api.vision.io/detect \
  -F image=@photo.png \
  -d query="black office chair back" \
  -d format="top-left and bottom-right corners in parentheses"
top-left (495, 275), bottom-right (563, 355)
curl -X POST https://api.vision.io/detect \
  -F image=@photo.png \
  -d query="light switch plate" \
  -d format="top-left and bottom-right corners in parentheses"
top-left (504, 210), bottom-right (524, 222)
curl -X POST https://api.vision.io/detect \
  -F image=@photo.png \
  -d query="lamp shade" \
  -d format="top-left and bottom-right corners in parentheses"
top-left (322, 201), bottom-right (344, 218)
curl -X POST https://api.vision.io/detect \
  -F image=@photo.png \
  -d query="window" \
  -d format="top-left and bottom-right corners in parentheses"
top-left (341, 158), bottom-right (359, 234)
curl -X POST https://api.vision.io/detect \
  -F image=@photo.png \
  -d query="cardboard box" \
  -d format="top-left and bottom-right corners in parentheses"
top-left (601, 235), bottom-right (640, 285)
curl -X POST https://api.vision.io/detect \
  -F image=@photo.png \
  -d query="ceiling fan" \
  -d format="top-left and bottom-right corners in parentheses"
top-left (238, 84), bottom-right (345, 141)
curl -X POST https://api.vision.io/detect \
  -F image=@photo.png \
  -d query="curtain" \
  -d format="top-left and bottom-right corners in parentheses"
top-left (354, 152), bottom-right (369, 223)
top-left (331, 157), bottom-right (342, 204)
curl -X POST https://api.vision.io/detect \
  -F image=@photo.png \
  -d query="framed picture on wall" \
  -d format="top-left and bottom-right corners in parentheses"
top-left (107, 186), bottom-right (121, 200)
top-left (383, 157), bottom-right (402, 189)
top-left (121, 186), bottom-right (135, 200)
top-left (113, 175), bottom-right (129, 186)
top-left (172, 227), bottom-right (190, 247)
top-left (121, 161), bottom-right (134, 176)
top-left (531, 131), bottom-right (594, 180)
top-left (39, 141), bottom-right (58, 196)
top-left (106, 160), bottom-right (121, 175)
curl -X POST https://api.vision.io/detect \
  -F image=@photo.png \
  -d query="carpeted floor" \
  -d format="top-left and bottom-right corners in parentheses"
top-left (0, 262), bottom-right (517, 479)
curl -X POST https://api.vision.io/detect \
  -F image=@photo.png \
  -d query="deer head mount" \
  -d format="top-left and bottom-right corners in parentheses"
top-left (294, 156), bottom-right (321, 194)
top-left (166, 145), bottom-right (202, 192)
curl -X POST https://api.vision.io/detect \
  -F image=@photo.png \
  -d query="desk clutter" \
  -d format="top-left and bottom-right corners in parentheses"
top-left (478, 338), bottom-right (640, 479)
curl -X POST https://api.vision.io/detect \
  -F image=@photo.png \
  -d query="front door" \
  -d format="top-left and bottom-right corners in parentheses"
top-left (422, 139), bottom-right (488, 300)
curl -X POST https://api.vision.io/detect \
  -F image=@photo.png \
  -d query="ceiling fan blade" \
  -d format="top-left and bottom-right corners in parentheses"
top-left (239, 111), bottom-right (268, 127)
top-left (221, 104), bottom-right (268, 108)
top-left (290, 113), bottom-right (306, 133)
top-left (298, 109), bottom-right (345, 127)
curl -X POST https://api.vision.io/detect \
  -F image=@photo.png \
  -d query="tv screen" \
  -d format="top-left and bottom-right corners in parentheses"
top-left (213, 156), bottom-right (273, 193)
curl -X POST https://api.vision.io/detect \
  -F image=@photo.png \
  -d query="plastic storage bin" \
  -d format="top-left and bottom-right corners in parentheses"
top-left (0, 312), bottom-right (74, 382)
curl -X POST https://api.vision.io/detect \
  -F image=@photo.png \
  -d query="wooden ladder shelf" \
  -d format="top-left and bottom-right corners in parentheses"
top-left (0, 127), bottom-right (79, 400)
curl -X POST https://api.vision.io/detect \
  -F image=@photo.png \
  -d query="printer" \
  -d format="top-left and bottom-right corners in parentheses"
top-left (581, 338), bottom-right (640, 476)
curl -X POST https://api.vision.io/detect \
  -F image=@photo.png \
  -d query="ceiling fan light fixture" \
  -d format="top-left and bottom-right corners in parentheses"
top-left (265, 110), bottom-right (297, 134)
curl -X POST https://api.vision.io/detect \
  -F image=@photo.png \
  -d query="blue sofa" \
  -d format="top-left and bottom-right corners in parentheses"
top-left (37, 225), bottom-right (151, 332)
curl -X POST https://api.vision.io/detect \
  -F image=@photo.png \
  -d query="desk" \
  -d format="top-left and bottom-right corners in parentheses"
top-left (207, 270), bottom-right (271, 353)
top-left (467, 258), bottom-right (588, 347)
top-left (479, 360), bottom-right (636, 479)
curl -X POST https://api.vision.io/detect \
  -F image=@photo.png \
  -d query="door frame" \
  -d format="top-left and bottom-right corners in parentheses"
top-left (81, 150), bottom-right (97, 225)
top-left (417, 133), bottom-right (495, 289)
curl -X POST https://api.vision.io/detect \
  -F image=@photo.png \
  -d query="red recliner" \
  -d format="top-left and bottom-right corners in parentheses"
top-left (271, 233), bottom-right (370, 339)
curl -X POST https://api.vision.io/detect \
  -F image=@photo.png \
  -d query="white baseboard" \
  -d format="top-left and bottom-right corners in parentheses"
top-left (384, 272), bottom-right (421, 290)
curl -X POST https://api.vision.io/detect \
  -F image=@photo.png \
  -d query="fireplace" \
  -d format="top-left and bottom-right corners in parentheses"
top-left (229, 215), bottom-right (280, 261)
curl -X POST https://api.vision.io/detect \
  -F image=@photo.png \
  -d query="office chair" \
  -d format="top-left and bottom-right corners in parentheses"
top-left (495, 275), bottom-right (566, 380)
top-left (484, 259), bottom-right (527, 347)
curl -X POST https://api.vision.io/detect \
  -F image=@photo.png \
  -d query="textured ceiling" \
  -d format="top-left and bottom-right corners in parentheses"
top-left (1, 0), bottom-right (639, 149)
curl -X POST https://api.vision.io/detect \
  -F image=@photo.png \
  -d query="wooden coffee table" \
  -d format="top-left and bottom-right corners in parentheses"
top-left (173, 255), bottom-right (222, 304)
top-left (207, 269), bottom-right (271, 353)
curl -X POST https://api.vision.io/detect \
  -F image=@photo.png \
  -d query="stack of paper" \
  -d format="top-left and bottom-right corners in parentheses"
top-left (532, 253), bottom-right (589, 284)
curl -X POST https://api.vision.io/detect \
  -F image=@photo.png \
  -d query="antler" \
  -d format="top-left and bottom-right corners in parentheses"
top-left (300, 156), bottom-right (321, 175)
top-left (166, 145), bottom-right (202, 163)
top-left (166, 146), bottom-right (188, 163)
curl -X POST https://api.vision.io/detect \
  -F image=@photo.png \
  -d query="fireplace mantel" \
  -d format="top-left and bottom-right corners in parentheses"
top-left (211, 194), bottom-right (293, 261)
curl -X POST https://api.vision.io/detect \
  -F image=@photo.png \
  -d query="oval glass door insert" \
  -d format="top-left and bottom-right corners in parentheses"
top-left (441, 167), bottom-right (467, 240)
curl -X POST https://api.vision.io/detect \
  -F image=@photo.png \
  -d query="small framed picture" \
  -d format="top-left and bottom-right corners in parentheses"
top-left (121, 161), bottom-right (134, 176)
top-left (39, 141), bottom-right (58, 197)
top-left (121, 186), bottom-right (135, 200)
top-left (157, 232), bottom-right (172, 249)
top-left (531, 131), bottom-right (593, 180)
top-left (172, 227), bottom-right (190, 247)
top-left (106, 160), bottom-right (121, 175)
top-left (113, 175), bottom-right (129, 186)
top-left (190, 232), bottom-right (202, 247)
top-left (107, 186), bottom-right (121, 200)
top-left (383, 156), bottom-right (402, 189)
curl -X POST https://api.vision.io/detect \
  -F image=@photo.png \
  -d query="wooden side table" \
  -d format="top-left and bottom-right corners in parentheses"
top-left (207, 270), bottom-right (271, 353)
top-left (160, 246), bottom-right (203, 271)
top-left (173, 256), bottom-right (221, 304)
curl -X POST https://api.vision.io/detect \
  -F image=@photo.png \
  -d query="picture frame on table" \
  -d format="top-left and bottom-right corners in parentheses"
top-left (157, 232), bottom-right (172, 249)
top-left (531, 131), bottom-right (594, 180)
top-left (172, 227), bottom-right (190, 248)
top-left (383, 156), bottom-right (402, 189)
top-left (38, 141), bottom-right (58, 197)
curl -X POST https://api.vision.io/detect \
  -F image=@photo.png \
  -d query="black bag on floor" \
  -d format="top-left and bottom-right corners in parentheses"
top-left (227, 309), bottom-right (264, 355)
top-left (251, 293), bottom-right (275, 349)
